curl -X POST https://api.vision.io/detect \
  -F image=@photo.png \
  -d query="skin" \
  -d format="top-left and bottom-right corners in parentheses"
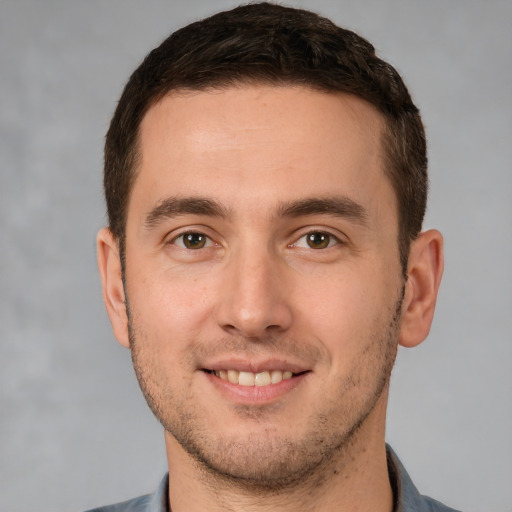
top-left (98, 86), bottom-right (444, 512)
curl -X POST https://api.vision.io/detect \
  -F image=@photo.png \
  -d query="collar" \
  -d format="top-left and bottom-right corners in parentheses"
top-left (386, 445), bottom-right (460, 512)
top-left (147, 473), bottom-right (169, 512)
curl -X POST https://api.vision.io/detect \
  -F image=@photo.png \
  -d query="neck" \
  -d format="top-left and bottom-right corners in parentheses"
top-left (165, 393), bottom-right (393, 512)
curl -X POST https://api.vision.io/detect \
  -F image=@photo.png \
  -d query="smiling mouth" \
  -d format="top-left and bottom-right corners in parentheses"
top-left (204, 369), bottom-right (303, 387)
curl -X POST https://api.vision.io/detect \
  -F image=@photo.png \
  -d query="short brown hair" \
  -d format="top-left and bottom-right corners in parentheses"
top-left (104, 2), bottom-right (427, 273)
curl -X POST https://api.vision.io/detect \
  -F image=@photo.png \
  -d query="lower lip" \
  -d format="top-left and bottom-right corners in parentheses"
top-left (203, 371), bottom-right (309, 404)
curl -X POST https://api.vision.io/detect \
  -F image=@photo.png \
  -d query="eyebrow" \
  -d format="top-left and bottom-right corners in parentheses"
top-left (276, 197), bottom-right (369, 226)
top-left (144, 195), bottom-right (369, 229)
top-left (145, 196), bottom-right (230, 228)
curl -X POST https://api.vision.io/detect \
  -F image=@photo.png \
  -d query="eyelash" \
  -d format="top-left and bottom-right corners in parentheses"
top-left (170, 231), bottom-right (216, 250)
top-left (290, 230), bottom-right (342, 250)
top-left (169, 229), bottom-right (342, 251)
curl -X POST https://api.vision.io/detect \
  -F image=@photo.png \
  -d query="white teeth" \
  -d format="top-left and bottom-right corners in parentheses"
top-left (214, 369), bottom-right (294, 386)
top-left (271, 370), bottom-right (282, 384)
top-left (239, 371), bottom-right (255, 386)
top-left (227, 370), bottom-right (239, 384)
top-left (254, 371), bottom-right (271, 387)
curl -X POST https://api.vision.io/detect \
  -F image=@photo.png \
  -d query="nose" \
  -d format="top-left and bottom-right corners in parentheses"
top-left (214, 247), bottom-right (293, 339)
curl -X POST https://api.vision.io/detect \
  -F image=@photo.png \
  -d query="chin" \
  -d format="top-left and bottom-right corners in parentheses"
top-left (164, 398), bottom-right (378, 492)
top-left (175, 430), bottom-right (341, 491)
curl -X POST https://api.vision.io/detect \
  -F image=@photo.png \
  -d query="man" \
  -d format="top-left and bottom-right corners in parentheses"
top-left (92, 2), bottom-right (458, 511)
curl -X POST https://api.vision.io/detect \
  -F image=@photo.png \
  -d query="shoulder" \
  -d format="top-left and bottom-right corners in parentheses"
top-left (418, 494), bottom-right (462, 512)
top-left (84, 494), bottom-right (152, 512)
top-left (83, 473), bottom-right (169, 512)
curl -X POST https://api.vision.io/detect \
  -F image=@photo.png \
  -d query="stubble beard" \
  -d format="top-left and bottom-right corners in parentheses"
top-left (127, 290), bottom-right (403, 493)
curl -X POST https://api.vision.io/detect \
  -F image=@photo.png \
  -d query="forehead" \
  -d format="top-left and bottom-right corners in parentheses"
top-left (140, 86), bottom-right (384, 160)
top-left (132, 85), bottom-right (393, 223)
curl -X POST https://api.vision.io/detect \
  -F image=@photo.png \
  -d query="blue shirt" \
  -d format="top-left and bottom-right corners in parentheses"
top-left (85, 445), bottom-right (461, 511)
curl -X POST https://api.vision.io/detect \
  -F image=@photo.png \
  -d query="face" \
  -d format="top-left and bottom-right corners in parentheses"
top-left (119, 86), bottom-right (405, 487)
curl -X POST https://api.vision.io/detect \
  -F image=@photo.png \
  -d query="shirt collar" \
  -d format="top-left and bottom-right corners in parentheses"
top-left (387, 444), bottom-right (427, 512)
top-left (147, 473), bottom-right (169, 512)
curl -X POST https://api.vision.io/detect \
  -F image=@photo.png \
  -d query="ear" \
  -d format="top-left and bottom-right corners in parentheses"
top-left (399, 229), bottom-right (444, 348)
top-left (97, 227), bottom-right (130, 348)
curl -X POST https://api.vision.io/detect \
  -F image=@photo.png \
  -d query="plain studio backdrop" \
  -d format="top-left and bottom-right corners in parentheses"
top-left (0, 1), bottom-right (510, 511)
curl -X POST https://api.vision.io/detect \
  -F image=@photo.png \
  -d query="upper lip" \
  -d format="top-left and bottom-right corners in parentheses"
top-left (201, 358), bottom-right (311, 374)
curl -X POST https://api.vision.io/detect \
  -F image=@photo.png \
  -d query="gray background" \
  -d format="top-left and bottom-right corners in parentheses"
top-left (1, 1), bottom-right (511, 511)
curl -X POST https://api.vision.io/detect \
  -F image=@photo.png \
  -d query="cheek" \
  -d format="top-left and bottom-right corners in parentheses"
top-left (293, 263), bottom-right (396, 354)
top-left (298, 281), bottom-right (367, 353)
top-left (127, 264), bottom-right (217, 340)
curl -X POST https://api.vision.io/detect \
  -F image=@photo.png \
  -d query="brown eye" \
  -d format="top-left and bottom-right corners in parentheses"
top-left (306, 232), bottom-right (331, 249)
top-left (176, 232), bottom-right (209, 249)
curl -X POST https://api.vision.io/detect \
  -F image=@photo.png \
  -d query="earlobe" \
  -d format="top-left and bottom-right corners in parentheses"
top-left (399, 229), bottom-right (444, 348)
top-left (97, 227), bottom-right (130, 348)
